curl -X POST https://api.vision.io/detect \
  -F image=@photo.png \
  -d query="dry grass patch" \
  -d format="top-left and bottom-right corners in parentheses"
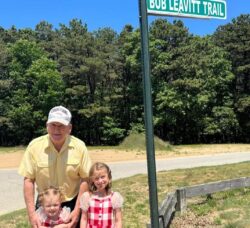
top-left (171, 209), bottom-right (215, 227)
top-left (174, 144), bottom-right (250, 155)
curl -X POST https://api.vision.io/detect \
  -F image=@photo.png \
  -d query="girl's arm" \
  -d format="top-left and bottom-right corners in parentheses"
top-left (80, 210), bottom-right (88, 228)
top-left (114, 208), bottom-right (122, 228)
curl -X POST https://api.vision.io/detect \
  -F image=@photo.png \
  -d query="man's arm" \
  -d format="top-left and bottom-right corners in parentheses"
top-left (68, 178), bottom-right (89, 228)
top-left (24, 177), bottom-right (41, 228)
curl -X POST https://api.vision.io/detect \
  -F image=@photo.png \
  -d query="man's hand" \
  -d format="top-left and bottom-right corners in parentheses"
top-left (68, 209), bottom-right (81, 228)
top-left (29, 211), bottom-right (41, 228)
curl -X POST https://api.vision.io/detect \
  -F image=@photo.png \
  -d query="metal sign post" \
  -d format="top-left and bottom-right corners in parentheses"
top-left (138, 0), bottom-right (160, 227)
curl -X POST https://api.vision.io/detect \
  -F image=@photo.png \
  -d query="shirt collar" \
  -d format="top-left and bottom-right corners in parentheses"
top-left (45, 134), bottom-right (74, 152)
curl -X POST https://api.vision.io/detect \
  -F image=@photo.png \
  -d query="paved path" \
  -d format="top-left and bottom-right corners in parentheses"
top-left (1, 151), bottom-right (250, 215)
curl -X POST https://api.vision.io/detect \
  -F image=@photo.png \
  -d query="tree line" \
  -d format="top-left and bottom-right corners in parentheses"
top-left (0, 14), bottom-right (249, 146)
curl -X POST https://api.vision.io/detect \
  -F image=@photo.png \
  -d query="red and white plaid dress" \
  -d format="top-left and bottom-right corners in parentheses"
top-left (41, 217), bottom-right (65, 227)
top-left (36, 206), bottom-right (71, 227)
top-left (80, 191), bottom-right (123, 228)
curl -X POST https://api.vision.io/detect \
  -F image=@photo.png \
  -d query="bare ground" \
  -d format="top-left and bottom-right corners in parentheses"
top-left (0, 149), bottom-right (147, 169)
top-left (1, 144), bottom-right (250, 169)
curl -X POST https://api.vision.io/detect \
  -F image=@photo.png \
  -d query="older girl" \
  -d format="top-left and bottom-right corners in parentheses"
top-left (80, 162), bottom-right (123, 228)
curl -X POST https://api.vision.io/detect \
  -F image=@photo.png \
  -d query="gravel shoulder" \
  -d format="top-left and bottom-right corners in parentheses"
top-left (1, 144), bottom-right (250, 169)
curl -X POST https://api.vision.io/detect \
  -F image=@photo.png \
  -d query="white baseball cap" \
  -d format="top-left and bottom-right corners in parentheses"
top-left (47, 106), bottom-right (72, 126)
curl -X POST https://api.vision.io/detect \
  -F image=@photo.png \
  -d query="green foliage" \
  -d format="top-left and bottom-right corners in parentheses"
top-left (129, 121), bottom-right (145, 134)
top-left (203, 107), bottom-right (239, 141)
top-left (100, 116), bottom-right (125, 145)
top-left (9, 39), bottom-right (44, 70)
top-left (154, 35), bottom-right (236, 143)
top-left (0, 15), bottom-right (249, 145)
top-left (213, 14), bottom-right (250, 142)
top-left (2, 39), bottom-right (64, 144)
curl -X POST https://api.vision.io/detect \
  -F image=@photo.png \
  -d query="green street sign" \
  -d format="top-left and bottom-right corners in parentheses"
top-left (147, 0), bottom-right (227, 19)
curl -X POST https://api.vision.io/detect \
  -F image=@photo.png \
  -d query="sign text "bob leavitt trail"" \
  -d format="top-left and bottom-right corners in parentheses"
top-left (147, 0), bottom-right (227, 19)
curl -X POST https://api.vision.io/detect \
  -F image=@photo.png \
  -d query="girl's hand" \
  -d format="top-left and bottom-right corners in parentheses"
top-left (60, 206), bottom-right (71, 223)
top-left (68, 209), bottom-right (81, 228)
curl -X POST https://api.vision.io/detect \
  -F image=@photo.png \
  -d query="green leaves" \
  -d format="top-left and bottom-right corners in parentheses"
top-left (204, 107), bottom-right (238, 136)
top-left (153, 29), bottom-right (236, 143)
top-left (0, 15), bottom-right (249, 145)
top-left (100, 116), bottom-right (125, 145)
top-left (2, 40), bottom-right (64, 144)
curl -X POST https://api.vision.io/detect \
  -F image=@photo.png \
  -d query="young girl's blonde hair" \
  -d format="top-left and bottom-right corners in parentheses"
top-left (89, 162), bottom-right (112, 193)
top-left (38, 186), bottom-right (65, 206)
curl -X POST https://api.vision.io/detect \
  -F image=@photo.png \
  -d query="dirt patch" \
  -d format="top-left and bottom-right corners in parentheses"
top-left (89, 149), bottom-right (147, 163)
top-left (0, 149), bottom-right (148, 169)
top-left (1, 144), bottom-right (250, 169)
top-left (0, 152), bottom-right (24, 169)
top-left (171, 209), bottom-right (215, 227)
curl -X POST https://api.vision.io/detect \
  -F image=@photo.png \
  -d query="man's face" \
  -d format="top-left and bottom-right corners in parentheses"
top-left (47, 122), bottom-right (72, 147)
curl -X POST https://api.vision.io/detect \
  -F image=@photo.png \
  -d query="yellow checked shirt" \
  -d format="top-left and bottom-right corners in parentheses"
top-left (18, 134), bottom-right (91, 201)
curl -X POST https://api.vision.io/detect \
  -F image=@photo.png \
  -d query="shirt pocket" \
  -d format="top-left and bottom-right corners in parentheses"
top-left (66, 158), bottom-right (80, 179)
top-left (36, 160), bottom-right (55, 180)
top-left (67, 158), bottom-right (79, 165)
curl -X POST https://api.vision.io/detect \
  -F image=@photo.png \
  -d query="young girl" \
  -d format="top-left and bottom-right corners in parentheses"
top-left (36, 186), bottom-right (71, 228)
top-left (80, 162), bottom-right (123, 228)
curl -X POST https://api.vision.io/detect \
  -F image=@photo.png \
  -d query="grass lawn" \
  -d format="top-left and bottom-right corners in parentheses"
top-left (1, 161), bottom-right (250, 227)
